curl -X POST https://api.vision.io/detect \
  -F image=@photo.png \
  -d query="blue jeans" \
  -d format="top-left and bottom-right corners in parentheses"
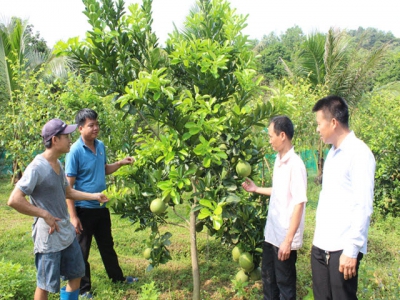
top-left (35, 239), bottom-right (85, 293)
top-left (262, 242), bottom-right (297, 300)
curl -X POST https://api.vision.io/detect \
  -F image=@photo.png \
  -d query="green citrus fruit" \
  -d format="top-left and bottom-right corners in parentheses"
top-left (249, 267), bottom-right (261, 281)
top-left (239, 252), bottom-right (254, 272)
top-left (236, 160), bottom-right (252, 178)
top-left (235, 269), bottom-right (249, 283)
top-left (150, 198), bottom-right (166, 214)
top-left (232, 246), bottom-right (243, 262)
top-left (219, 144), bottom-right (228, 151)
top-left (143, 248), bottom-right (152, 259)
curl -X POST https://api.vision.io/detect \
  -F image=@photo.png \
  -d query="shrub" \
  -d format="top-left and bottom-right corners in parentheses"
top-left (0, 259), bottom-right (35, 299)
top-left (139, 281), bottom-right (161, 300)
top-left (352, 91), bottom-right (400, 216)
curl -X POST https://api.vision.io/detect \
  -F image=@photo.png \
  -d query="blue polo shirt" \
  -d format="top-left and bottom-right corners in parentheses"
top-left (65, 137), bottom-right (107, 209)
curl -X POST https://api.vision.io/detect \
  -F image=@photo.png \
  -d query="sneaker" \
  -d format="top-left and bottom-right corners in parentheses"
top-left (80, 292), bottom-right (93, 299)
top-left (125, 276), bottom-right (139, 284)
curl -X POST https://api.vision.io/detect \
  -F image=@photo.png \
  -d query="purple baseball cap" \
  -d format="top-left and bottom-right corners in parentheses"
top-left (41, 118), bottom-right (77, 142)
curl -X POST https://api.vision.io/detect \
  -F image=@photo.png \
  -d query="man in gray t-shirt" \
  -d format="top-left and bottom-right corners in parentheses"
top-left (8, 118), bottom-right (108, 300)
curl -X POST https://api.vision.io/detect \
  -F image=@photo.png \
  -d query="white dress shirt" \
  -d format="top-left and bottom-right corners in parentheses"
top-left (265, 147), bottom-right (308, 250)
top-left (313, 131), bottom-right (376, 257)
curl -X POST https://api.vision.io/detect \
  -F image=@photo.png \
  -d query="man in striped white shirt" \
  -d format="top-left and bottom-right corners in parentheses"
top-left (311, 95), bottom-right (376, 300)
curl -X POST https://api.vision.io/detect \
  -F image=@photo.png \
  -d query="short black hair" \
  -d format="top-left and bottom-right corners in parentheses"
top-left (312, 95), bottom-right (349, 127)
top-left (43, 133), bottom-right (61, 148)
top-left (75, 108), bottom-right (98, 127)
top-left (269, 115), bottom-right (294, 140)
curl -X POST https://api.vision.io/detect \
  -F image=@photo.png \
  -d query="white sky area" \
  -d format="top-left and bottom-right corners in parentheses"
top-left (1, 0), bottom-right (399, 48)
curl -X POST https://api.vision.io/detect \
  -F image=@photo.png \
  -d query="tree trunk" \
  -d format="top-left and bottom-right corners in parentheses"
top-left (11, 159), bottom-right (21, 185)
top-left (315, 140), bottom-right (324, 185)
top-left (190, 204), bottom-right (200, 300)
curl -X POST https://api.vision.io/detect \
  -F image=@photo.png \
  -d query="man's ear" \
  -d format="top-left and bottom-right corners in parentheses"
top-left (331, 118), bottom-right (338, 129)
top-left (51, 135), bottom-right (58, 145)
top-left (280, 131), bottom-right (286, 140)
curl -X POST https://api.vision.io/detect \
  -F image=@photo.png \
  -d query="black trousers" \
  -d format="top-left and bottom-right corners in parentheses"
top-left (262, 241), bottom-right (297, 300)
top-left (311, 245), bottom-right (363, 300)
top-left (76, 207), bottom-right (125, 294)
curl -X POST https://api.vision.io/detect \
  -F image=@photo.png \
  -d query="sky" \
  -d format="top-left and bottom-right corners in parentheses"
top-left (1, 0), bottom-right (399, 48)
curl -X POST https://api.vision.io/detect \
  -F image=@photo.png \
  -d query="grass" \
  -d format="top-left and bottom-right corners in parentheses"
top-left (0, 176), bottom-right (399, 299)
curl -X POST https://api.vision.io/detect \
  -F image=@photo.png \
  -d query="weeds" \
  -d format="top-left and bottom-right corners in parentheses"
top-left (138, 281), bottom-right (160, 300)
top-left (0, 259), bottom-right (36, 299)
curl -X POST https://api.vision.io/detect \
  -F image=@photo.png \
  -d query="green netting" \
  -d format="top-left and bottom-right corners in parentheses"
top-left (265, 149), bottom-right (328, 176)
top-left (300, 150), bottom-right (318, 173)
top-left (0, 150), bottom-right (12, 175)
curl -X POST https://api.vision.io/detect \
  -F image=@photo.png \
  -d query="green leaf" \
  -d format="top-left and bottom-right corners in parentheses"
top-left (212, 215), bottom-right (222, 230)
top-left (164, 151), bottom-right (175, 163)
top-left (182, 132), bottom-right (192, 140)
top-left (232, 104), bottom-right (241, 115)
top-left (153, 92), bottom-right (161, 100)
top-left (157, 181), bottom-right (172, 190)
top-left (199, 199), bottom-right (215, 209)
top-left (198, 208), bottom-right (212, 219)
top-left (214, 205), bottom-right (223, 215)
top-left (203, 156), bottom-right (211, 168)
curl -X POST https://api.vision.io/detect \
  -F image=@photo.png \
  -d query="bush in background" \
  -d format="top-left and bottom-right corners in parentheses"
top-left (0, 259), bottom-right (35, 299)
top-left (353, 90), bottom-right (400, 216)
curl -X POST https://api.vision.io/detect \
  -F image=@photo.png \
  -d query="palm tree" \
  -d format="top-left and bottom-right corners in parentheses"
top-left (0, 17), bottom-right (26, 104)
top-left (283, 28), bottom-right (388, 106)
top-left (0, 17), bottom-right (70, 95)
top-left (0, 17), bottom-right (70, 182)
top-left (280, 28), bottom-right (388, 182)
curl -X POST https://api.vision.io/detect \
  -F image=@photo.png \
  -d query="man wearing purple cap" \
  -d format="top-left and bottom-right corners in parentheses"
top-left (7, 118), bottom-right (109, 300)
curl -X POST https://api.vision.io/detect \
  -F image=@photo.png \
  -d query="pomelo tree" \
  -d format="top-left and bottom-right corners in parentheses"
top-left (56, 0), bottom-right (289, 298)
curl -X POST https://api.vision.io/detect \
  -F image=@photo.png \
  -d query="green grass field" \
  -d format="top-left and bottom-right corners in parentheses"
top-left (0, 176), bottom-right (399, 299)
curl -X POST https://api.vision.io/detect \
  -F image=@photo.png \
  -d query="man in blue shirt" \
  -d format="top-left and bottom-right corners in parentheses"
top-left (65, 109), bottom-right (136, 298)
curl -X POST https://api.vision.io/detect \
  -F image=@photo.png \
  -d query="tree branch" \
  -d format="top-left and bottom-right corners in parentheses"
top-left (172, 205), bottom-right (190, 226)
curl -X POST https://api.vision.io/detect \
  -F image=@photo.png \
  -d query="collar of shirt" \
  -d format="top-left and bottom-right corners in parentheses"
top-left (331, 131), bottom-right (355, 155)
top-left (78, 136), bottom-right (102, 155)
top-left (276, 147), bottom-right (294, 167)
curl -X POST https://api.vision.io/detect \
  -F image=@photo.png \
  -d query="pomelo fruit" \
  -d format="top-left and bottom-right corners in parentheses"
top-left (249, 267), bottom-right (261, 281)
top-left (219, 144), bottom-right (228, 151)
top-left (150, 198), bottom-right (166, 214)
top-left (235, 269), bottom-right (249, 283)
top-left (236, 160), bottom-right (251, 178)
top-left (143, 248), bottom-right (152, 259)
top-left (239, 252), bottom-right (254, 272)
top-left (232, 246), bottom-right (243, 262)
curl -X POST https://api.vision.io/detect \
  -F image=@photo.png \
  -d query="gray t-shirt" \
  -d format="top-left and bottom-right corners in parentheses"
top-left (17, 155), bottom-right (75, 253)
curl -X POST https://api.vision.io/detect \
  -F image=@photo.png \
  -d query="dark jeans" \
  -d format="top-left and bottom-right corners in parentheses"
top-left (311, 245), bottom-right (363, 300)
top-left (262, 241), bottom-right (297, 300)
top-left (76, 207), bottom-right (124, 294)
